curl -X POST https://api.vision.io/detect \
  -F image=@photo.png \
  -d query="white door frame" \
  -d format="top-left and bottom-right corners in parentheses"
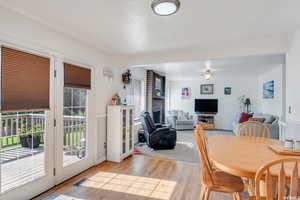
top-left (0, 42), bottom-right (56, 200)
top-left (54, 57), bottom-right (96, 184)
top-left (0, 40), bottom-right (98, 199)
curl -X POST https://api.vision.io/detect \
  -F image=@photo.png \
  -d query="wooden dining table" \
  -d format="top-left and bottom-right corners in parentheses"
top-left (207, 135), bottom-right (300, 195)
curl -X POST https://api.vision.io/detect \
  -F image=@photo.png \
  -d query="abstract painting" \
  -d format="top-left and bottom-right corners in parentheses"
top-left (263, 80), bottom-right (274, 99)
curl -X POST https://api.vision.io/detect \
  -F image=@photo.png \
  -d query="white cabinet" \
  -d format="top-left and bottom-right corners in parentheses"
top-left (107, 105), bottom-right (134, 162)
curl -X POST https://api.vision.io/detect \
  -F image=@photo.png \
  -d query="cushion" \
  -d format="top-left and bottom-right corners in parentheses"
top-left (252, 113), bottom-right (277, 124)
top-left (264, 116), bottom-right (276, 124)
top-left (249, 117), bottom-right (265, 123)
top-left (239, 113), bottom-right (253, 123)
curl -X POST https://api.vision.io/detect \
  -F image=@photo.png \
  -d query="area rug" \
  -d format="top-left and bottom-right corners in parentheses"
top-left (135, 130), bottom-right (234, 163)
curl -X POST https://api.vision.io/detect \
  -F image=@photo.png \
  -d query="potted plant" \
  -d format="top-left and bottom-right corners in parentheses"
top-left (26, 133), bottom-right (42, 148)
top-left (19, 127), bottom-right (29, 148)
top-left (19, 124), bottom-right (43, 148)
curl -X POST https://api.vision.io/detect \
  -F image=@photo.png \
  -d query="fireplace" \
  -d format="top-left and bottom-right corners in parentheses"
top-left (153, 110), bottom-right (161, 123)
top-left (146, 70), bottom-right (166, 123)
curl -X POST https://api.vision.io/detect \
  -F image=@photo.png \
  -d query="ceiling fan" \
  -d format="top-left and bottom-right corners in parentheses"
top-left (201, 61), bottom-right (217, 80)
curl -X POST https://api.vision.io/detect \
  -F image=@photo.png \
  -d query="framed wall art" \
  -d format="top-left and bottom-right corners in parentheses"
top-left (200, 84), bottom-right (214, 95)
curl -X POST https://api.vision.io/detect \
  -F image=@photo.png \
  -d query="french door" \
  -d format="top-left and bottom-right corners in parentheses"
top-left (0, 46), bottom-right (56, 200)
top-left (54, 59), bottom-right (94, 184)
top-left (0, 49), bottom-right (94, 199)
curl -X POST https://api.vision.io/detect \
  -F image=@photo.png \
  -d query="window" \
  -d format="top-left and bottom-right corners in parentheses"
top-left (127, 79), bottom-right (144, 119)
top-left (63, 88), bottom-right (87, 166)
top-left (63, 63), bottom-right (90, 166)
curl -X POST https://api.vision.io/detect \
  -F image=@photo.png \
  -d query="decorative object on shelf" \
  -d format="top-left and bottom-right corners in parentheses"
top-left (151, 0), bottom-right (180, 16)
top-left (224, 87), bottom-right (231, 95)
top-left (111, 94), bottom-right (122, 105)
top-left (181, 87), bottom-right (191, 99)
top-left (122, 70), bottom-right (131, 88)
top-left (263, 80), bottom-right (274, 99)
top-left (200, 84), bottom-right (214, 95)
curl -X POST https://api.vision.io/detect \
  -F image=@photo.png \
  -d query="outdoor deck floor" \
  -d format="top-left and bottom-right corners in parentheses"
top-left (1, 147), bottom-right (81, 193)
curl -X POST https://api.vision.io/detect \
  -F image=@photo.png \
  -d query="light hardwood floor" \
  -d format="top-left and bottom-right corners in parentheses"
top-left (35, 155), bottom-right (242, 200)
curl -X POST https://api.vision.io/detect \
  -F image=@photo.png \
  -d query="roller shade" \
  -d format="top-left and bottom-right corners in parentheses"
top-left (64, 63), bottom-right (91, 89)
top-left (1, 47), bottom-right (50, 112)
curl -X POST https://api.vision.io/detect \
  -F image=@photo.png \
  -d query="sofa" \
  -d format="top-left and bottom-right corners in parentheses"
top-left (166, 110), bottom-right (195, 130)
top-left (232, 113), bottom-right (279, 139)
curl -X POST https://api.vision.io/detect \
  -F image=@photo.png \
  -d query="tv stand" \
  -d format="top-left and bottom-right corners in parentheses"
top-left (196, 113), bottom-right (216, 130)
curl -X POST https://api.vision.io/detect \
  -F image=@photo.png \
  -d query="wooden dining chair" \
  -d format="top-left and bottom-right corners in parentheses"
top-left (237, 121), bottom-right (271, 138)
top-left (249, 157), bottom-right (300, 200)
top-left (195, 125), bottom-right (244, 200)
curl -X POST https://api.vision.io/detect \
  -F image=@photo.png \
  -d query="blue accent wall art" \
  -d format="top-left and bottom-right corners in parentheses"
top-left (263, 80), bottom-right (274, 99)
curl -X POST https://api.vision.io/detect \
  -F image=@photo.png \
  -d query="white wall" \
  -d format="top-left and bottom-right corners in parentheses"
top-left (286, 30), bottom-right (300, 122)
top-left (169, 75), bottom-right (259, 130)
top-left (258, 65), bottom-right (283, 118)
top-left (284, 29), bottom-right (300, 140)
top-left (0, 6), bottom-right (124, 164)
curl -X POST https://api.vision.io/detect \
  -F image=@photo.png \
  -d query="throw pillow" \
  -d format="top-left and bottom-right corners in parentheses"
top-left (264, 116), bottom-right (276, 124)
top-left (239, 113), bottom-right (253, 123)
top-left (249, 117), bottom-right (266, 123)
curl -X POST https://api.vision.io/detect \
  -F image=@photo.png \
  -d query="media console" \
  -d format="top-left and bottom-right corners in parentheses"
top-left (196, 113), bottom-right (216, 130)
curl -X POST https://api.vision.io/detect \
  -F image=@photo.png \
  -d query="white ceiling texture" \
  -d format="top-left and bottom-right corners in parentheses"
top-left (0, 0), bottom-right (296, 74)
top-left (0, 0), bottom-right (299, 56)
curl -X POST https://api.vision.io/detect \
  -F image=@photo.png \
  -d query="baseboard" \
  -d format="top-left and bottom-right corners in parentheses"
top-left (95, 156), bottom-right (106, 165)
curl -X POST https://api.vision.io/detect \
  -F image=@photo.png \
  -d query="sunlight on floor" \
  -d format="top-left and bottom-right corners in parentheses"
top-left (81, 172), bottom-right (177, 200)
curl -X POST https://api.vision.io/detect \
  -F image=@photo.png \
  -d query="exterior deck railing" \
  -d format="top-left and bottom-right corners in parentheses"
top-left (0, 114), bottom-right (85, 149)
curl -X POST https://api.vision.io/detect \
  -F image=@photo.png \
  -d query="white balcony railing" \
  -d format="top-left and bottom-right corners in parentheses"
top-left (1, 114), bottom-right (85, 150)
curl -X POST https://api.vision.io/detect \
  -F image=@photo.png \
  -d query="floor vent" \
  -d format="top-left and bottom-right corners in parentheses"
top-left (73, 178), bottom-right (88, 186)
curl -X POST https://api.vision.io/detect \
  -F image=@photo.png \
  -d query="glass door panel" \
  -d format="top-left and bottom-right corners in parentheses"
top-left (122, 109), bottom-right (126, 155)
top-left (63, 88), bottom-right (87, 167)
top-left (0, 111), bottom-right (47, 193)
top-left (129, 109), bottom-right (133, 151)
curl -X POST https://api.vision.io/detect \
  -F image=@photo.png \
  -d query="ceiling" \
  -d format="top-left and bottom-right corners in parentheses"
top-left (136, 54), bottom-right (285, 80)
top-left (0, 1), bottom-right (300, 55)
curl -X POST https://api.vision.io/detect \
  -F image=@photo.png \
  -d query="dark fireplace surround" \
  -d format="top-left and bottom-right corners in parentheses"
top-left (152, 109), bottom-right (161, 123)
top-left (152, 99), bottom-right (163, 123)
top-left (146, 70), bottom-right (166, 124)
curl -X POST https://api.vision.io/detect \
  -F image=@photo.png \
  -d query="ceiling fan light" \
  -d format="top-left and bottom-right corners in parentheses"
top-left (204, 73), bottom-right (211, 80)
top-left (204, 70), bottom-right (212, 80)
top-left (151, 0), bottom-right (180, 16)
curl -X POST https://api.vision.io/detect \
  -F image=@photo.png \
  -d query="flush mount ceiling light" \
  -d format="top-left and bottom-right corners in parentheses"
top-left (151, 0), bottom-right (180, 16)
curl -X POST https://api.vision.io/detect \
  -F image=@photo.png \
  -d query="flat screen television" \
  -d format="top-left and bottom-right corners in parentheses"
top-left (195, 99), bottom-right (218, 114)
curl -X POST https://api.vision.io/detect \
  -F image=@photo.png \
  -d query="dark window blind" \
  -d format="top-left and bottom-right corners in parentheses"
top-left (1, 47), bottom-right (50, 112)
top-left (64, 63), bottom-right (91, 89)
